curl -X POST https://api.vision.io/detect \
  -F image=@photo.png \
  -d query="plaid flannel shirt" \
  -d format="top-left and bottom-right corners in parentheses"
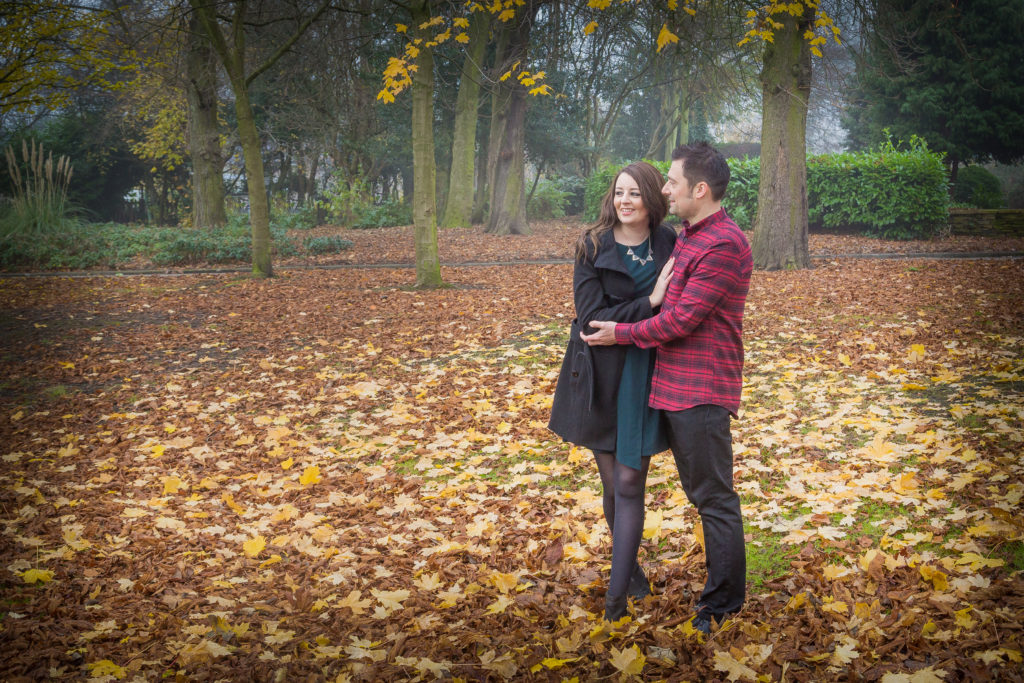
top-left (614, 208), bottom-right (752, 414)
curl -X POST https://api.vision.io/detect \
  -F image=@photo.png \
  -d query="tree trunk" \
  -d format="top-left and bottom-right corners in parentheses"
top-left (471, 135), bottom-right (488, 223)
top-left (441, 13), bottom-right (488, 229)
top-left (410, 0), bottom-right (442, 287)
top-left (751, 4), bottom-right (813, 271)
top-left (486, 2), bottom-right (537, 236)
top-left (232, 80), bottom-right (273, 276)
top-left (185, 12), bottom-right (226, 229)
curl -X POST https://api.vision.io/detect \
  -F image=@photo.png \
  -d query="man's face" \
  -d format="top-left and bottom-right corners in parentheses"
top-left (662, 159), bottom-right (698, 221)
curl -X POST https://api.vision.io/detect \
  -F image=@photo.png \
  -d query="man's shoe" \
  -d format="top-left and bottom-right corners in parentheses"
top-left (627, 564), bottom-right (651, 600)
top-left (692, 610), bottom-right (714, 634)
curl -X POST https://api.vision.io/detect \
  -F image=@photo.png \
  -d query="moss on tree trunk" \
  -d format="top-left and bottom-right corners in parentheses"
top-left (441, 13), bottom-right (488, 229)
top-left (411, 0), bottom-right (442, 287)
top-left (185, 13), bottom-right (226, 230)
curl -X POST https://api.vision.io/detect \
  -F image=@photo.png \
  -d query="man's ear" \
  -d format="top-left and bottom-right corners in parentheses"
top-left (694, 181), bottom-right (709, 199)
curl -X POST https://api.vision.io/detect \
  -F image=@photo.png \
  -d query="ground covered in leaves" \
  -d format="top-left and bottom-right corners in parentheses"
top-left (1, 234), bottom-right (1022, 681)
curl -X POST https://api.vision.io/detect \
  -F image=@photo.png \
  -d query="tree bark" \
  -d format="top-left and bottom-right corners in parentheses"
top-left (185, 13), bottom-right (226, 229)
top-left (751, 4), bottom-right (813, 271)
top-left (410, 0), bottom-right (442, 287)
top-left (232, 77), bottom-right (273, 276)
top-left (441, 13), bottom-right (488, 229)
top-left (486, 1), bottom-right (537, 236)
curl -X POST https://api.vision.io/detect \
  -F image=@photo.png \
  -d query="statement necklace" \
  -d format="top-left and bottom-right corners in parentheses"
top-left (625, 236), bottom-right (654, 266)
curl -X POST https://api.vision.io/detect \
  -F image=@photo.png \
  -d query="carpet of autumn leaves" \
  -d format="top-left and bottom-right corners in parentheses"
top-left (1, 226), bottom-right (1022, 682)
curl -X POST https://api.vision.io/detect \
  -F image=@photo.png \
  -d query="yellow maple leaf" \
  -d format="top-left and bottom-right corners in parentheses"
top-left (485, 594), bottom-right (514, 614)
top-left (954, 607), bottom-right (976, 630)
top-left (21, 568), bottom-right (54, 584)
top-left (337, 589), bottom-right (372, 615)
top-left (919, 565), bottom-right (948, 591)
top-left (395, 23), bottom-right (407, 32)
top-left (656, 24), bottom-right (679, 52)
top-left (280, 457), bottom-right (294, 470)
top-left (222, 493), bottom-right (246, 515)
top-left (259, 554), bottom-right (282, 569)
top-left (713, 649), bottom-right (756, 680)
top-left (907, 344), bottom-right (926, 362)
top-left (838, 352), bottom-right (852, 366)
top-left (488, 571), bottom-right (519, 593)
top-left (243, 535), bottom-right (266, 558)
top-left (609, 645), bottom-right (645, 675)
top-left (162, 475), bottom-right (185, 496)
top-left (150, 444), bottom-right (166, 458)
top-left (455, 32), bottom-right (469, 43)
top-left (583, 20), bottom-right (598, 35)
top-left (371, 588), bottom-right (410, 612)
top-left (300, 465), bottom-right (322, 486)
top-left (86, 660), bottom-right (126, 679)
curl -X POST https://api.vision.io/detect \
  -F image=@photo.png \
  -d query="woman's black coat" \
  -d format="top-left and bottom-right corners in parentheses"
top-left (548, 223), bottom-right (678, 453)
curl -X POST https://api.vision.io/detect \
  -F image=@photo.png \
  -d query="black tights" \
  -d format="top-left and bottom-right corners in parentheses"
top-left (594, 451), bottom-right (651, 600)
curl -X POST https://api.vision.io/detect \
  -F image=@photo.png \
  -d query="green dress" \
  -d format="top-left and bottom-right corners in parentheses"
top-left (614, 239), bottom-right (668, 470)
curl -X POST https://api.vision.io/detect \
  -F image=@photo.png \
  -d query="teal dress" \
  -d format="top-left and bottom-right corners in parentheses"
top-left (614, 239), bottom-right (668, 470)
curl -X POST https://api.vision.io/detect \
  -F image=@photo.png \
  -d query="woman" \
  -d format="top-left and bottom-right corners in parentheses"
top-left (548, 161), bottom-right (676, 622)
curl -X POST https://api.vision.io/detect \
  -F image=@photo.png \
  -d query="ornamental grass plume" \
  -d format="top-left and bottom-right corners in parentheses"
top-left (2, 138), bottom-right (77, 240)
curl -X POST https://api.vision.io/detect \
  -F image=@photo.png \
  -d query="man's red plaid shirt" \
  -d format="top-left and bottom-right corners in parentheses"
top-left (614, 208), bottom-right (752, 415)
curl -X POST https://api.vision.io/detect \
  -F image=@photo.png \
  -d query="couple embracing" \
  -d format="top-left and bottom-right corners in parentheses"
top-left (548, 142), bottom-right (752, 632)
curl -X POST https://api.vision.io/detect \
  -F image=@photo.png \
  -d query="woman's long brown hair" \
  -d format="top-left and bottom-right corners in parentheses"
top-left (576, 161), bottom-right (669, 261)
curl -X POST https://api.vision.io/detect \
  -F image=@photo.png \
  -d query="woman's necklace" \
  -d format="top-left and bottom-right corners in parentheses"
top-left (625, 235), bottom-right (654, 266)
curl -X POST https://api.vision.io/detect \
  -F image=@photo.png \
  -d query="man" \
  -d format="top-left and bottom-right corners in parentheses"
top-left (581, 142), bottom-right (752, 634)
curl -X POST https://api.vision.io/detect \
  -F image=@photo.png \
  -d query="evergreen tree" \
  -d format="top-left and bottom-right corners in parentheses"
top-left (844, 0), bottom-right (1024, 179)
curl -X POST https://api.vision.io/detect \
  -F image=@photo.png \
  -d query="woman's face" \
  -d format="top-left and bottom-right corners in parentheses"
top-left (613, 172), bottom-right (649, 230)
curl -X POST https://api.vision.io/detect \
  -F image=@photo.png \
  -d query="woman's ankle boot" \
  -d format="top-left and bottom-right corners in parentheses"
top-left (604, 593), bottom-right (628, 622)
top-left (628, 563), bottom-right (651, 600)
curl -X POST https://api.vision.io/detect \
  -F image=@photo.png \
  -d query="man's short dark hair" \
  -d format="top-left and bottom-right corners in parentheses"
top-left (671, 142), bottom-right (730, 201)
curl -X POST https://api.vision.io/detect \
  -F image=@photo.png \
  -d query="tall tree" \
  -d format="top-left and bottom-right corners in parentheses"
top-left (486, 0), bottom-right (541, 235)
top-left (185, 11), bottom-right (227, 228)
top-left (843, 0), bottom-right (1024, 181)
top-left (409, 0), bottom-right (442, 286)
top-left (750, 3), bottom-right (814, 271)
top-left (189, 0), bottom-right (331, 278)
top-left (440, 12), bottom-right (488, 228)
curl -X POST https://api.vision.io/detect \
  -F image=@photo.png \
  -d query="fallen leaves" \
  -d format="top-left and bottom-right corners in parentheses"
top-left (0, 254), bottom-right (1021, 680)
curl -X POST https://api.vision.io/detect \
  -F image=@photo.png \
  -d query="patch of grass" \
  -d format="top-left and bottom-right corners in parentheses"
top-left (856, 500), bottom-right (911, 541)
top-left (994, 540), bottom-right (1024, 573)
top-left (43, 384), bottom-right (70, 400)
top-left (744, 523), bottom-right (798, 589)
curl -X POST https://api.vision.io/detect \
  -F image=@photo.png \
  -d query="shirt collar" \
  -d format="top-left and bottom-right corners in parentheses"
top-left (682, 207), bottom-right (727, 238)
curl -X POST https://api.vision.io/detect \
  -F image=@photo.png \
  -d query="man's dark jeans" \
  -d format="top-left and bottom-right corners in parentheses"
top-left (664, 404), bottom-right (746, 617)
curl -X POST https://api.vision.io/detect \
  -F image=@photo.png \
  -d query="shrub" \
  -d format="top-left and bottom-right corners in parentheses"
top-left (317, 171), bottom-right (373, 226)
top-left (1, 139), bottom-right (83, 245)
top-left (527, 176), bottom-right (570, 219)
top-left (352, 200), bottom-right (412, 229)
top-left (952, 166), bottom-right (1003, 209)
top-left (150, 215), bottom-right (297, 265)
top-left (304, 235), bottom-right (353, 254)
top-left (809, 135), bottom-right (949, 239)
top-left (272, 205), bottom-right (318, 231)
top-left (723, 157), bottom-right (759, 231)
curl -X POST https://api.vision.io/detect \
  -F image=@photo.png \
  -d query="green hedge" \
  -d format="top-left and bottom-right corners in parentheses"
top-left (952, 166), bottom-right (1003, 209)
top-left (584, 143), bottom-right (950, 240)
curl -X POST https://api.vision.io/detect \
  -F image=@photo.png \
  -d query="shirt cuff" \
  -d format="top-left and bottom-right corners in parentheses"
top-left (613, 323), bottom-right (632, 345)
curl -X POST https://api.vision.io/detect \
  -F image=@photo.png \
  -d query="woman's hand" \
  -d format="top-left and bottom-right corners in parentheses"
top-left (649, 257), bottom-right (676, 308)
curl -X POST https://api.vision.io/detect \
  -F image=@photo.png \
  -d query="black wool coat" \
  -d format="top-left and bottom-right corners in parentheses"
top-left (548, 223), bottom-right (677, 453)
